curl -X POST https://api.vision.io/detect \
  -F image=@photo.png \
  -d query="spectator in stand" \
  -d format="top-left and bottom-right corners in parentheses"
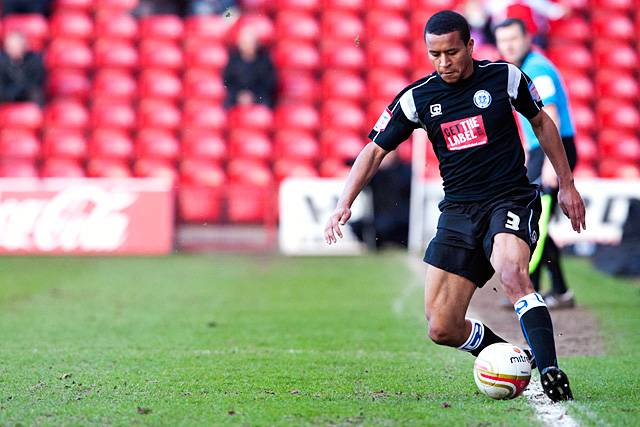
top-left (0, 31), bottom-right (46, 106)
top-left (223, 26), bottom-right (276, 109)
top-left (133, 0), bottom-right (186, 16)
top-left (1, 0), bottom-right (51, 16)
top-left (187, 0), bottom-right (237, 16)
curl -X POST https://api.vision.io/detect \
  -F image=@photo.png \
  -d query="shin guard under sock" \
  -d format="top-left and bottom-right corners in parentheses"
top-left (515, 292), bottom-right (558, 373)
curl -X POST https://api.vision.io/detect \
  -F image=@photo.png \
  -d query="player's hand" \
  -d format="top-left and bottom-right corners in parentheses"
top-left (324, 206), bottom-right (352, 245)
top-left (557, 182), bottom-right (586, 233)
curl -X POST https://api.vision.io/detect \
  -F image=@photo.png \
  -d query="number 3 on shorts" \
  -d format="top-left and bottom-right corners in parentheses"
top-left (505, 211), bottom-right (520, 231)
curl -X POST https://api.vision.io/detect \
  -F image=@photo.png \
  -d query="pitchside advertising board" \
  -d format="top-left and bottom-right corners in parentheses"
top-left (0, 179), bottom-right (174, 255)
top-left (279, 178), bottom-right (639, 255)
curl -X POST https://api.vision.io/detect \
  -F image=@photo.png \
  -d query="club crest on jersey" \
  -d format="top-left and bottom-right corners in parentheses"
top-left (373, 108), bottom-right (392, 132)
top-left (473, 90), bottom-right (492, 109)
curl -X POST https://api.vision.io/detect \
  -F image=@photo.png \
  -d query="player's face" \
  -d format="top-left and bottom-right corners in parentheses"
top-left (495, 24), bottom-right (530, 65)
top-left (426, 31), bottom-right (475, 84)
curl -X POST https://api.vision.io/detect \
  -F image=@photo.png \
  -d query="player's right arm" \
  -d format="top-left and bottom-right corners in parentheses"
top-left (325, 89), bottom-right (420, 245)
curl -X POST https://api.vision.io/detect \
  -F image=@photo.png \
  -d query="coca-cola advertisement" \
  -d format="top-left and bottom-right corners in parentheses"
top-left (0, 179), bottom-right (174, 255)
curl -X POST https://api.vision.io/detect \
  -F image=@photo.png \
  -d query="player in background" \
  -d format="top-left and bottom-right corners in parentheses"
top-left (324, 10), bottom-right (586, 402)
top-left (495, 18), bottom-right (578, 309)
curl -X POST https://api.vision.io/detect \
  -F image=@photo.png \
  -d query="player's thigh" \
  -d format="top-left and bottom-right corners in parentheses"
top-left (424, 264), bottom-right (476, 325)
top-left (490, 233), bottom-right (535, 301)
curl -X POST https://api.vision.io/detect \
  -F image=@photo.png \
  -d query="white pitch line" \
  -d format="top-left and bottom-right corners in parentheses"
top-left (392, 256), bottom-right (425, 316)
top-left (523, 375), bottom-right (580, 427)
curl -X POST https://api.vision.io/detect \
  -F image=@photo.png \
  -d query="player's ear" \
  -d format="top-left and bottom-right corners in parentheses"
top-left (467, 38), bottom-right (475, 56)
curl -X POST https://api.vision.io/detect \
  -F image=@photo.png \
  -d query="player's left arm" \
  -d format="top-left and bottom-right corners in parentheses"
top-left (529, 110), bottom-right (586, 232)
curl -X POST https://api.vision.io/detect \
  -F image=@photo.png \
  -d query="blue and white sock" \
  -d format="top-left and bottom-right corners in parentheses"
top-left (457, 318), bottom-right (507, 357)
top-left (515, 292), bottom-right (558, 373)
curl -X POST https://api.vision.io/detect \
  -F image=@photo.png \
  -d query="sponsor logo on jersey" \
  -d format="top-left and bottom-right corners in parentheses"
top-left (373, 108), bottom-right (392, 132)
top-left (473, 90), bottom-right (492, 108)
top-left (528, 81), bottom-right (541, 102)
top-left (430, 104), bottom-right (442, 117)
top-left (440, 115), bottom-right (488, 151)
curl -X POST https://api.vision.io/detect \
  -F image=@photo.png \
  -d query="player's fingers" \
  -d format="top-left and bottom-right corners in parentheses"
top-left (339, 210), bottom-right (351, 225)
top-left (325, 223), bottom-right (335, 244)
top-left (334, 220), bottom-right (343, 239)
top-left (580, 203), bottom-right (587, 230)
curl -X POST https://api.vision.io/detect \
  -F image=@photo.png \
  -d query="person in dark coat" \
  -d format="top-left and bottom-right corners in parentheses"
top-left (223, 27), bottom-right (276, 109)
top-left (0, 31), bottom-right (46, 106)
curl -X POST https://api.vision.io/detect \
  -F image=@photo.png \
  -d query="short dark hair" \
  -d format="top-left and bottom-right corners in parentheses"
top-left (424, 10), bottom-right (471, 44)
top-left (494, 18), bottom-right (528, 35)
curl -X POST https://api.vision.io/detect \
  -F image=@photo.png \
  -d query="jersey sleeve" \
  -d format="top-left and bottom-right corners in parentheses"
top-left (506, 63), bottom-right (544, 120)
top-left (368, 90), bottom-right (420, 151)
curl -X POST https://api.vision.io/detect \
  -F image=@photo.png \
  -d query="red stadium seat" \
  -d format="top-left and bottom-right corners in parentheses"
top-left (596, 71), bottom-right (638, 100)
top-left (56, 0), bottom-right (93, 11)
top-left (322, 11), bottom-right (363, 41)
top-left (91, 102), bottom-right (135, 129)
top-left (278, 71), bottom-right (319, 103)
top-left (95, 0), bottom-right (139, 13)
top-left (228, 129), bottom-right (273, 160)
top-left (87, 158), bottom-right (132, 177)
top-left (0, 103), bottom-right (43, 130)
top-left (92, 69), bottom-right (137, 100)
top-left (139, 15), bottom-right (184, 40)
top-left (571, 102), bottom-right (596, 134)
top-left (181, 130), bottom-right (226, 161)
top-left (229, 14), bottom-right (275, 45)
top-left (562, 72), bottom-right (594, 103)
top-left (227, 183), bottom-right (274, 224)
top-left (322, 71), bottom-right (366, 102)
top-left (412, 41), bottom-right (436, 76)
top-left (548, 16), bottom-right (591, 44)
top-left (43, 129), bottom-right (87, 160)
top-left (368, 0), bottom-right (410, 12)
top-left (593, 42), bottom-right (637, 71)
top-left (367, 41), bottom-right (411, 70)
top-left (139, 40), bottom-right (183, 70)
top-left (41, 159), bottom-right (85, 178)
top-left (273, 40), bottom-right (320, 70)
top-left (367, 99), bottom-right (390, 131)
top-left (275, 104), bottom-right (319, 132)
top-left (275, 11), bottom-right (319, 41)
top-left (137, 100), bottom-right (181, 130)
top-left (138, 70), bottom-right (182, 100)
top-left (0, 130), bottom-right (39, 159)
top-left (183, 101), bottom-right (227, 130)
top-left (474, 44), bottom-right (500, 61)
top-left (321, 41), bottom-right (365, 71)
top-left (94, 39), bottom-right (138, 69)
top-left (181, 159), bottom-right (225, 186)
top-left (184, 15), bottom-right (232, 42)
top-left (573, 163), bottom-right (598, 178)
top-left (274, 130), bottom-right (319, 161)
top-left (573, 134), bottom-right (598, 164)
top-left (240, 0), bottom-right (271, 12)
top-left (274, 159), bottom-right (318, 181)
top-left (322, 100), bottom-right (366, 132)
top-left (49, 12), bottom-right (93, 39)
top-left (46, 39), bottom-right (93, 69)
top-left (321, 129), bottom-right (366, 161)
top-left (227, 158), bottom-right (273, 186)
top-left (598, 130), bottom-right (640, 161)
top-left (136, 129), bottom-right (180, 160)
top-left (228, 104), bottom-right (274, 132)
top-left (45, 100), bottom-right (87, 129)
top-left (0, 159), bottom-right (38, 177)
top-left (320, 159), bottom-right (351, 177)
top-left (368, 70), bottom-right (410, 101)
top-left (597, 100), bottom-right (640, 132)
top-left (47, 69), bottom-right (90, 100)
top-left (547, 45), bottom-right (593, 71)
top-left (3, 14), bottom-right (48, 49)
top-left (366, 12), bottom-right (410, 41)
top-left (592, 0), bottom-right (632, 11)
top-left (183, 69), bottom-right (225, 102)
top-left (184, 40), bottom-right (228, 70)
top-left (94, 13), bottom-right (138, 39)
top-left (599, 159), bottom-right (640, 178)
top-left (275, 0), bottom-right (319, 13)
top-left (178, 184), bottom-right (224, 223)
top-left (134, 159), bottom-right (178, 181)
top-left (324, 0), bottom-right (365, 12)
top-left (90, 129), bottom-right (134, 159)
top-left (592, 13), bottom-right (634, 42)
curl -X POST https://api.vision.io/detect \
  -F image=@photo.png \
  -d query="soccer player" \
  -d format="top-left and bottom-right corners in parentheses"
top-left (323, 10), bottom-right (585, 402)
top-left (495, 18), bottom-right (577, 309)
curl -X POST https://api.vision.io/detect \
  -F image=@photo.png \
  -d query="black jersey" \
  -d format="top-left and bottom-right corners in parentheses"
top-left (368, 59), bottom-right (544, 202)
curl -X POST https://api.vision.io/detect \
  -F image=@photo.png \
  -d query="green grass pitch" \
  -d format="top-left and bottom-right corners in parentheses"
top-left (0, 254), bottom-right (637, 426)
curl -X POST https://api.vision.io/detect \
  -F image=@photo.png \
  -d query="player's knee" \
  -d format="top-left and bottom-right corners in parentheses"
top-left (427, 321), bottom-right (458, 346)
top-left (498, 262), bottom-right (528, 288)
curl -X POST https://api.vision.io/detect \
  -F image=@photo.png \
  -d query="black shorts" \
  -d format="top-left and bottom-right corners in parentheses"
top-left (423, 187), bottom-right (542, 288)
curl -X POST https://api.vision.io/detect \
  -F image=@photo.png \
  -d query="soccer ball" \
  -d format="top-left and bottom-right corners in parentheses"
top-left (473, 343), bottom-right (532, 399)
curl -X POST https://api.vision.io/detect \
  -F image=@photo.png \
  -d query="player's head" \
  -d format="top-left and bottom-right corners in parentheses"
top-left (424, 11), bottom-right (475, 84)
top-left (494, 18), bottom-right (531, 66)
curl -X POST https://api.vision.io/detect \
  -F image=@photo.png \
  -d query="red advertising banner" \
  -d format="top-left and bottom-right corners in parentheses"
top-left (0, 178), bottom-right (174, 255)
